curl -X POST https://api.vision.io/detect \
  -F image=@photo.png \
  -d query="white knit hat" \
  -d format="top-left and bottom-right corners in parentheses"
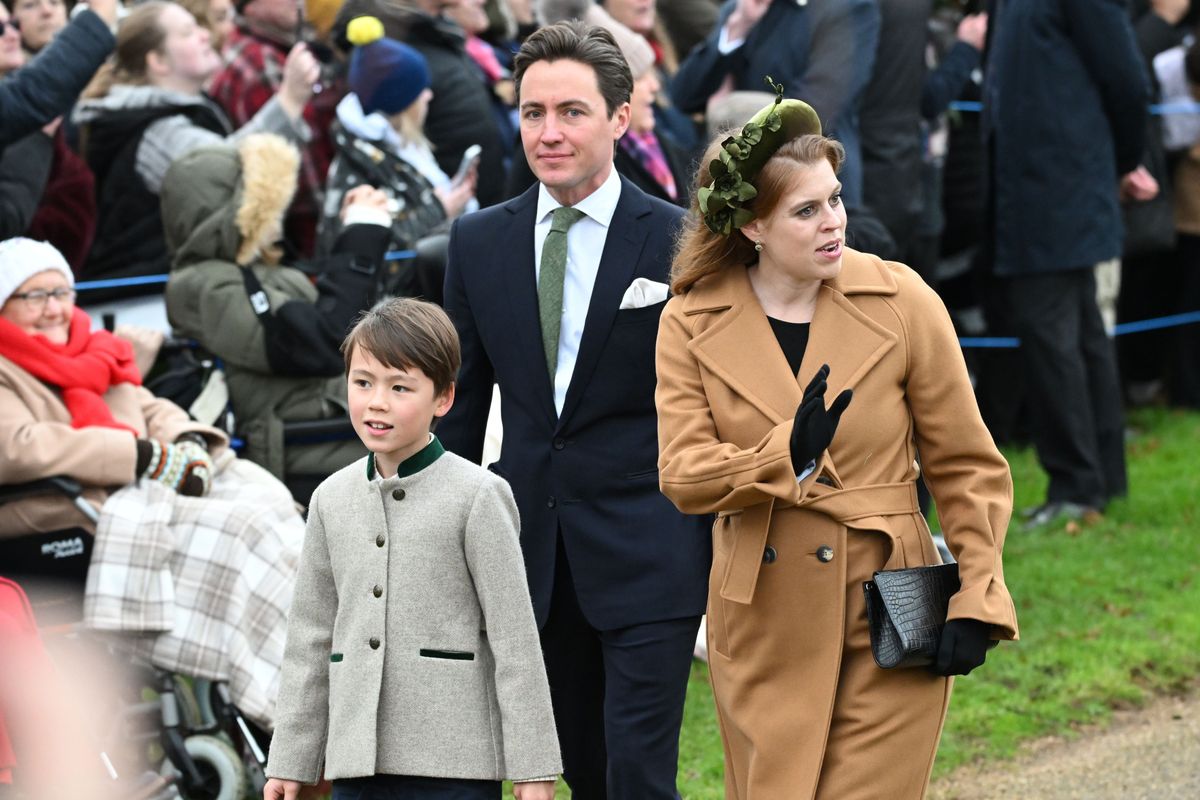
top-left (0, 238), bottom-right (74, 308)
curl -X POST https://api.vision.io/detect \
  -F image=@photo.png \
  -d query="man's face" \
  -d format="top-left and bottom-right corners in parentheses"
top-left (519, 58), bottom-right (630, 207)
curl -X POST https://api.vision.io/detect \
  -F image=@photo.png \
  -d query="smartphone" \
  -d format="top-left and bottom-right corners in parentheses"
top-left (453, 144), bottom-right (483, 187)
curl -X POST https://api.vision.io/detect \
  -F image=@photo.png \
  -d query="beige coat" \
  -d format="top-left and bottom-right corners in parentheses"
top-left (655, 250), bottom-right (1019, 799)
top-left (0, 354), bottom-right (227, 538)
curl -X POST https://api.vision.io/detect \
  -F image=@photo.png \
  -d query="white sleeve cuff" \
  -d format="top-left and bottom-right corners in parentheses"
top-left (341, 205), bottom-right (392, 229)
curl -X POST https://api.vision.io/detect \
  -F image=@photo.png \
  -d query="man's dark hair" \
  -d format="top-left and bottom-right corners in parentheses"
top-left (513, 20), bottom-right (633, 118)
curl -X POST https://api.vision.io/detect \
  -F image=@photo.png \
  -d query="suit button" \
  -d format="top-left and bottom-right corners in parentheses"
top-left (553, 437), bottom-right (566, 450)
top-left (369, 637), bottom-right (380, 649)
top-left (816, 545), bottom-right (834, 563)
top-left (392, 488), bottom-right (405, 501)
top-left (546, 496), bottom-right (557, 509)
top-left (762, 545), bottom-right (777, 564)
top-left (372, 585), bottom-right (383, 598)
top-left (376, 534), bottom-right (386, 548)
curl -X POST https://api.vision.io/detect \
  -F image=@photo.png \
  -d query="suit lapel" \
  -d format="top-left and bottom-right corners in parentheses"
top-left (556, 179), bottom-right (648, 429)
top-left (501, 187), bottom-right (558, 423)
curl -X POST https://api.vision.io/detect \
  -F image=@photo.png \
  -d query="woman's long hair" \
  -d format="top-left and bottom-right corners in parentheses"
top-left (670, 133), bottom-right (845, 295)
top-left (83, 1), bottom-right (171, 99)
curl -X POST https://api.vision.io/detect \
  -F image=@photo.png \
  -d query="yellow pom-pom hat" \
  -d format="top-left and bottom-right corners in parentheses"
top-left (346, 16), bottom-right (431, 115)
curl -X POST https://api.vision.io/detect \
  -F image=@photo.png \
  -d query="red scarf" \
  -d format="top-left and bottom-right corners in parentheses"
top-left (0, 307), bottom-right (142, 435)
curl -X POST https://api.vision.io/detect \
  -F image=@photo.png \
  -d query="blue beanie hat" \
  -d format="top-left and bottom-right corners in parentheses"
top-left (346, 16), bottom-right (432, 116)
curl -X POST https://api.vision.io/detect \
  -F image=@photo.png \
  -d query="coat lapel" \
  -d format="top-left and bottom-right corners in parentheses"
top-left (556, 178), bottom-right (649, 429)
top-left (688, 251), bottom-right (899, 425)
top-left (501, 186), bottom-right (558, 423)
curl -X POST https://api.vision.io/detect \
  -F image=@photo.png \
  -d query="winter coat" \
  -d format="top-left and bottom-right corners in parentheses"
top-left (0, 10), bottom-right (112, 153)
top-left (162, 135), bottom-right (387, 479)
top-left (655, 250), bottom-right (1018, 798)
top-left (0, 353), bottom-right (226, 539)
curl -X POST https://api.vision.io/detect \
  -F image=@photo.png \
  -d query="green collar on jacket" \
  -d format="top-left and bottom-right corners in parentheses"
top-left (367, 435), bottom-right (446, 480)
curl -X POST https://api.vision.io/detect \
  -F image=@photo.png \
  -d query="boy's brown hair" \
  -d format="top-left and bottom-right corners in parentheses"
top-left (341, 297), bottom-right (461, 396)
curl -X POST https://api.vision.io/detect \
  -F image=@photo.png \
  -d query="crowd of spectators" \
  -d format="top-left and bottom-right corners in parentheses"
top-left (1, 0), bottom-right (1198, 520)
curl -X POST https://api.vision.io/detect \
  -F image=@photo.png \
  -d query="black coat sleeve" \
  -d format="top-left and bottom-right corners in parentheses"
top-left (0, 11), bottom-right (114, 150)
top-left (0, 132), bottom-right (53, 239)
top-left (921, 41), bottom-right (981, 120)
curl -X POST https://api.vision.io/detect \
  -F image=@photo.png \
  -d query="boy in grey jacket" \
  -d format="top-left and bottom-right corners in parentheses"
top-left (264, 298), bottom-right (561, 800)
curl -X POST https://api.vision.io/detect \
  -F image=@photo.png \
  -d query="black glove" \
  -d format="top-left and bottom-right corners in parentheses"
top-left (932, 618), bottom-right (994, 676)
top-left (790, 364), bottom-right (853, 473)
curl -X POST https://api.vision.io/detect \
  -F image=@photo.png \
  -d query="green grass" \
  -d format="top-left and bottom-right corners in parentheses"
top-left (665, 407), bottom-right (1200, 795)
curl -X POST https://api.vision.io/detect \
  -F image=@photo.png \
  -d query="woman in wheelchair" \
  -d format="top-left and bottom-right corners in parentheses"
top-left (0, 236), bottom-right (305, 732)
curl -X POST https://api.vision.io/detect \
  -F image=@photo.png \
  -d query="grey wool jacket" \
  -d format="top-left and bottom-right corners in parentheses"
top-left (265, 444), bottom-right (562, 783)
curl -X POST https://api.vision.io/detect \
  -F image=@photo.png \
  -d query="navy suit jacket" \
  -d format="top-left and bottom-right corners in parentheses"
top-left (439, 176), bottom-right (711, 631)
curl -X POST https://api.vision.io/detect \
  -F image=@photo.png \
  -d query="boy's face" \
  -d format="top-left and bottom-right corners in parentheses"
top-left (347, 346), bottom-right (455, 477)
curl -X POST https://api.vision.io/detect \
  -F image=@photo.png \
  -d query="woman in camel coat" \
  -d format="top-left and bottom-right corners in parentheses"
top-left (655, 108), bottom-right (1018, 799)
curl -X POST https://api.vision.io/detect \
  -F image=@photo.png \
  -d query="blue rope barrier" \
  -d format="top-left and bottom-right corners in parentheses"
top-left (384, 249), bottom-right (417, 261)
top-left (959, 310), bottom-right (1200, 348)
top-left (75, 274), bottom-right (170, 291)
top-left (949, 100), bottom-right (1200, 116)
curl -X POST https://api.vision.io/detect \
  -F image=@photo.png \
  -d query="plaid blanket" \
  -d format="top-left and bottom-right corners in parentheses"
top-left (84, 457), bottom-right (305, 728)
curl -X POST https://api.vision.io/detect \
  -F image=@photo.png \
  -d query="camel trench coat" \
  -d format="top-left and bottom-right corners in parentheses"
top-left (655, 250), bottom-right (1019, 799)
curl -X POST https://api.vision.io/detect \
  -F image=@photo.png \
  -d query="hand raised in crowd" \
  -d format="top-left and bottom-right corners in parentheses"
top-left (81, 0), bottom-right (119, 28)
top-left (512, 779), bottom-right (557, 800)
top-left (933, 618), bottom-right (994, 676)
top-left (725, 0), bottom-right (772, 43)
top-left (1120, 165), bottom-right (1160, 203)
top-left (1151, 0), bottom-right (1189, 26)
top-left (956, 12), bottom-right (987, 52)
top-left (262, 778), bottom-right (302, 800)
top-left (339, 184), bottom-right (391, 221)
top-left (435, 164), bottom-right (478, 219)
top-left (278, 42), bottom-right (320, 120)
top-left (790, 364), bottom-right (853, 473)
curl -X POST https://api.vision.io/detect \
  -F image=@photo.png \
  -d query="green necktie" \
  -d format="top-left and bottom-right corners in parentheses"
top-left (538, 206), bottom-right (587, 378)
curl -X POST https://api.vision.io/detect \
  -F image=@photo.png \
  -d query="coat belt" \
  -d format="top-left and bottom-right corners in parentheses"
top-left (719, 481), bottom-right (920, 605)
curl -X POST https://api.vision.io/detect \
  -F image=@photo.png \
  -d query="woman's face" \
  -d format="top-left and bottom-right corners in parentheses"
top-left (0, 269), bottom-right (74, 345)
top-left (605, 0), bottom-right (655, 35)
top-left (155, 3), bottom-right (222, 89)
top-left (446, 0), bottom-right (488, 35)
top-left (741, 158), bottom-right (846, 284)
top-left (628, 71), bottom-right (659, 135)
top-left (0, 5), bottom-right (25, 75)
top-left (11, 0), bottom-right (65, 53)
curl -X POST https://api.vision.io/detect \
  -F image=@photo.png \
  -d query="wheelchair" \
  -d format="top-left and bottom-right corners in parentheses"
top-left (0, 478), bottom-right (268, 800)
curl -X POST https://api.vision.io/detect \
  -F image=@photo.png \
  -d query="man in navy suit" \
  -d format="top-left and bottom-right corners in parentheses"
top-left (439, 20), bottom-right (710, 800)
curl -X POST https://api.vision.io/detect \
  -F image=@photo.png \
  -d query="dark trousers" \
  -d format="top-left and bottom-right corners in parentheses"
top-left (1004, 268), bottom-right (1127, 508)
top-left (1170, 235), bottom-right (1200, 407)
top-left (540, 536), bottom-right (699, 800)
top-left (331, 775), bottom-right (501, 800)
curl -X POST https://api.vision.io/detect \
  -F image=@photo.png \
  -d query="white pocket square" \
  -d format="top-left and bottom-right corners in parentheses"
top-left (619, 278), bottom-right (670, 310)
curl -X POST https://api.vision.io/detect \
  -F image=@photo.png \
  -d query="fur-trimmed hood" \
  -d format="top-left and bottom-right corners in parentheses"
top-left (161, 133), bottom-right (300, 268)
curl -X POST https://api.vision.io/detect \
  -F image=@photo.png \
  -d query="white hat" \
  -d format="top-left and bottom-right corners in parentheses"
top-left (0, 238), bottom-right (74, 308)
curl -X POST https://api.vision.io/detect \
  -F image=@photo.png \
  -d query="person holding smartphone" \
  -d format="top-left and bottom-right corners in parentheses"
top-left (318, 17), bottom-right (478, 275)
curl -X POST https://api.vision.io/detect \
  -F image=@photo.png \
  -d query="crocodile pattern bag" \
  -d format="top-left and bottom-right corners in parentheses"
top-left (863, 563), bottom-right (960, 669)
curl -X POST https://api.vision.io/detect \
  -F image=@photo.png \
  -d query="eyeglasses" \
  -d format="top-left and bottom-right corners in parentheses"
top-left (0, 19), bottom-right (21, 34)
top-left (9, 287), bottom-right (76, 309)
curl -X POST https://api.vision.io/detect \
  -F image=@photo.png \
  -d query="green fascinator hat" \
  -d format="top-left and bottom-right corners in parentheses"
top-left (699, 77), bottom-right (823, 236)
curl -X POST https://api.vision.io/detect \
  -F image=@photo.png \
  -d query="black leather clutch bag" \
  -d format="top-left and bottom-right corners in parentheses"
top-left (863, 562), bottom-right (960, 669)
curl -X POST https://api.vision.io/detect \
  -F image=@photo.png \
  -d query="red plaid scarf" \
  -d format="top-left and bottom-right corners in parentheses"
top-left (620, 130), bottom-right (677, 200)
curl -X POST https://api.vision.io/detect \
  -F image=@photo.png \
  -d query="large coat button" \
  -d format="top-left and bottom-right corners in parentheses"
top-left (392, 488), bottom-right (406, 501)
top-left (372, 585), bottom-right (383, 598)
top-left (816, 545), bottom-right (834, 563)
top-left (376, 534), bottom-right (386, 548)
top-left (762, 546), bottom-right (777, 564)
top-left (369, 637), bottom-right (380, 649)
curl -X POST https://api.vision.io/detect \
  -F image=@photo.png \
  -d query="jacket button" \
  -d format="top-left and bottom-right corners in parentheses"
top-left (553, 437), bottom-right (566, 450)
top-left (392, 488), bottom-right (405, 501)
top-left (376, 534), bottom-right (386, 548)
top-left (762, 545), bottom-right (777, 564)
top-left (546, 496), bottom-right (557, 509)
top-left (369, 637), bottom-right (380, 649)
top-left (816, 545), bottom-right (834, 563)
top-left (372, 585), bottom-right (383, 598)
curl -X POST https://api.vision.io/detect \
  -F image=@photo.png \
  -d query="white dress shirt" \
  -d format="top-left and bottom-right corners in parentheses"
top-left (533, 167), bottom-right (623, 415)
